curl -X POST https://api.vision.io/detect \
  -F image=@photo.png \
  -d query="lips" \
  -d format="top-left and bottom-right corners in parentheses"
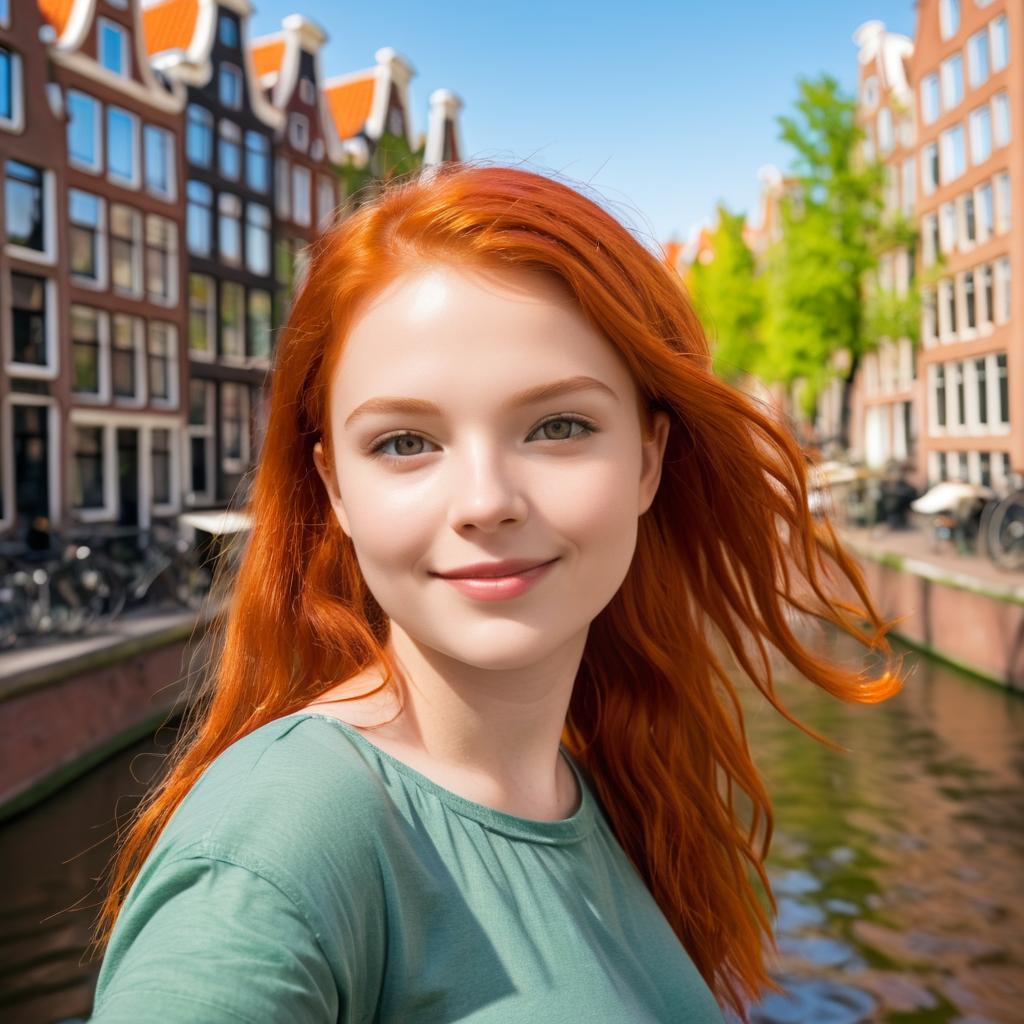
top-left (432, 557), bottom-right (559, 580)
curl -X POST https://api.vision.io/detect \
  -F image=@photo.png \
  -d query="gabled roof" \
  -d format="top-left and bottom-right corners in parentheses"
top-left (250, 34), bottom-right (285, 82)
top-left (36, 0), bottom-right (77, 37)
top-left (324, 73), bottom-right (376, 140)
top-left (141, 0), bottom-right (201, 56)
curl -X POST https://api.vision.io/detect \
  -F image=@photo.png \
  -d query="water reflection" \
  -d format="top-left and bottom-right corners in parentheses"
top-left (738, 624), bottom-right (1024, 1024)
top-left (2, 626), bottom-right (1023, 1022)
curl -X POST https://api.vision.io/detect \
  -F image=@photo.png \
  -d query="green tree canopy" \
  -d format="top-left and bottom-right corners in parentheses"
top-left (686, 204), bottom-right (764, 384)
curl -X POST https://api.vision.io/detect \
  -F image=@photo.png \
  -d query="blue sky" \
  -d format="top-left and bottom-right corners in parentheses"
top-left (248, 1), bottom-right (917, 248)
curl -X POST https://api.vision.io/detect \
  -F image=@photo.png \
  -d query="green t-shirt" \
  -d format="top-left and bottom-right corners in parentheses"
top-left (89, 712), bottom-right (726, 1022)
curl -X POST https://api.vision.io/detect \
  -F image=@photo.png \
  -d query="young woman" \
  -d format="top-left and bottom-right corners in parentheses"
top-left (87, 162), bottom-right (904, 1023)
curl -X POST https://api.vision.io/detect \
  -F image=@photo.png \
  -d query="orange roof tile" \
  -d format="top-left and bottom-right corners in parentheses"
top-left (141, 0), bottom-right (200, 56)
top-left (251, 38), bottom-right (286, 79)
top-left (325, 75), bottom-right (376, 140)
top-left (37, 0), bottom-right (76, 36)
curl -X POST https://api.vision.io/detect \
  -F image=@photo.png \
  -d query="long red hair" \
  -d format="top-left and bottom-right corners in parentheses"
top-left (89, 161), bottom-right (905, 1021)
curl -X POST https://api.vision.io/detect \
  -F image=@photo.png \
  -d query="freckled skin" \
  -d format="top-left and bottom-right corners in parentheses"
top-left (311, 264), bottom-right (670, 820)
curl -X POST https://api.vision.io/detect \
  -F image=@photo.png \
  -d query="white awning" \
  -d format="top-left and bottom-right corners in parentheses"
top-left (178, 510), bottom-right (253, 535)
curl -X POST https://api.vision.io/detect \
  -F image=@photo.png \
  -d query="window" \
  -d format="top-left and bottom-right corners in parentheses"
top-left (299, 77), bottom-right (315, 105)
top-left (186, 104), bottom-right (213, 167)
top-left (941, 53), bottom-right (964, 109)
top-left (994, 171), bottom-right (1010, 232)
top-left (939, 0), bottom-right (960, 40)
top-left (187, 379), bottom-right (214, 501)
top-left (311, 138), bottom-right (325, 162)
top-left (218, 12), bottom-right (238, 48)
top-left (244, 130), bottom-right (270, 192)
top-left (979, 452), bottom-right (991, 488)
top-left (951, 361), bottom-right (966, 426)
top-left (921, 73), bottom-right (940, 125)
top-left (274, 156), bottom-right (290, 219)
top-left (72, 425), bottom-right (105, 509)
top-left (70, 305), bottom-right (104, 396)
top-left (186, 180), bottom-right (213, 256)
top-left (994, 257), bottom-right (1010, 323)
top-left (66, 91), bottom-right (101, 171)
top-left (110, 203), bottom-right (141, 296)
top-left (0, 46), bottom-right (23, 131)
top-left (220, 381), bottom-right (250, 472)
top-left (940, 124), bottom-right (965, 183)
top-left (977, 181), bottom-right (994, 239)
top-left (218, 120), bottom-right (241, 180)
top-left (288, 113), bottom-right (309, 151)
top-left (218, 64), bottom-right (243, 109)
top-left (963, 193), bottom-right (976, 244)
top-left (975, 358), bottom-right (988, 424)
top-left (969, 104), bottom-right (992, 163)
top-left (967, 29), bottom-right (989, 87)
top-left (220, 280), bottom-right (245, 359)
top-left (143, 124), bottom-right (175, 199)
top-left (981, 263), bottom-right (994, 323)
top-left (106, 106), bottom-right (139, 186)
top-left (98, 18), bottom-right (130, 77)
top-left (111, 314), bottom-right (142, 400)
top-left (933, 363), bottom-right (947, 428)
top-left (940, 202), bottom-right (957, 252)
top-left (901, 157), bottom-right (915, 216)
top-left (964, 270), bottom-right (976, 329)
top-left (148, 322), bottom-right (176, 404)
top-left (145, 215), bottom-right (177, 303)
top-left (245, 203), bottom-right (270, 276)
top-left (188, 274), bottom-right (215, 357)
top-left (69, 189), bottom-right (105, 284)
top-left (923, 213), bottom-right (939, 265)
top-left (992, 92), bottom-right (1010, 148)
top-left (922, 142), bottom-right (939, 195)
top-left (923, 288), bottom-right (938, 347)
top-left (291, 164), bottom-right (311, 226)
top-left (995, 352), bottom-right (1008, 424)
top-left (5, 160), bottom-right (45, 253)
top-left (151, 428), bottom-right (173, 505)
top-left (247, 289), bottom-right (272, 360)
top-left (10, 272), bottom-right (48, 366)
top-left (990, 15), bottom-right (1008, 72)
top-left (218, 192), bottom-right (242, 265)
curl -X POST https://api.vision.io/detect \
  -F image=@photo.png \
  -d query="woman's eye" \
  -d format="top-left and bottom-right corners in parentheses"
top-left (368, 415), bottom-right (598, 464)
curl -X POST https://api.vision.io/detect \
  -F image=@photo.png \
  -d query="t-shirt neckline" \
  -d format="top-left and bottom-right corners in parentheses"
top-left (285, 711), bottom-right (597, 845)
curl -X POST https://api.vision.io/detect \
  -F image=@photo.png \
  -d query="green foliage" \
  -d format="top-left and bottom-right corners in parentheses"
top-left (333, 131), bottom-right (427, 212)
top-left (760, 73), bottom-right (887, 438)
top-left (686, 204), bottom-right (764, 383)
top-left (863, 284), bottom-right (921, 346)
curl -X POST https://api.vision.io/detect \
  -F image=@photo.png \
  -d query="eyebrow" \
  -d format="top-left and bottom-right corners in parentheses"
top-left (343, 375), bottom-right (619, 429)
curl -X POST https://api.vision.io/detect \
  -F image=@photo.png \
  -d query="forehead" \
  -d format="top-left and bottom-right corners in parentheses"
top-left (330, 265), bottom-right (632, 400)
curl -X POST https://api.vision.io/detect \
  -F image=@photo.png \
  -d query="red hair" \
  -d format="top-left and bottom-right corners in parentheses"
top-left (90, 161), bottom-right (905, 1021)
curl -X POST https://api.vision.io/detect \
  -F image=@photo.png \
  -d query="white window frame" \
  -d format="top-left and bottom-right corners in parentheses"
top-left (992, 91), bottom-right (1010, 149)
top-left (218, 64), bottom-right (243, 110)
top-left (994, 171), bottom-right (1011, 233)
top-left (989, 15), bottom-right (1008, 73)
top-left (97, 17), bottom-right (131, 78)
top-left (291, 164), bottom-right (311, 227)
top-left (110, 313), bottom-right (147, 407)
top-left (5, 271), bottom-right (59, 380)
top-left (921, 73), bottom-right (940, 125)
top-left (4, 161), bottom-right (57, 265)
top-left (217, 191), bottom-right (242, 267)
top-left (69, 417), bottom-right (116, 520)
top-left (110, 203), bottom-right (143, 299)
top-left (219, 381), bottom-right (250, 475)
top-left (274, 155), bottom-right (290, 219)
top-left (244, 202), bottom-right (271, 276)
top-left (939, 0), bottom-right (960, 42)
top-left (940, 52), bottom-right (964, 110)
top-left (968, 103), bottom-right (992, 164)
top-left (149, 422), bottom-right (180, 515)
top-left (185, 379), bottom-right (216, 506)
top-left (67, 90), bottom-right (102, 173)
top-left (922, 142), bottom-right (939, 195)
top-left (901, 157), bottom-right (915, 217)
top-left (188, 273), bottom-right (216, 362)
top-left (145, 213), bottom-right (179, 307)
top-left (975, 180), bottom-right (994, 243)
top-left (218, 280), bottom-right (246, 362)
top-left (218, 119), bottom-right (242, 181)
top-left (68, 188), bottom-right (108, 290)
top-left (147, 320), bottom-right (179, 411)
top-left (993, 257), bottom-right (1011, 326)
top-left (939, 201), bottom-right (957, 253)
top-left (143, 123), bottom-right (176, 202)
top-left (939, 123), bottom-right (965, 184)
top-left (288, 112), bottom-right (309, 152)
top-left (0, 47), bottom-right (24, 134)
top-left (966, 28), bottom-right (989, 88)
top-left (1, 394), bottom-right (61, 530)
top-left (106, 105), bottom-right (140, 189)
top-left (69, 303), bottom-right (111, 404)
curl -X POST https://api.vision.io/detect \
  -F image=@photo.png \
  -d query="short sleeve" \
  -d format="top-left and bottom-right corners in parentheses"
top-left (89, 848), bottom-right (339, 1023)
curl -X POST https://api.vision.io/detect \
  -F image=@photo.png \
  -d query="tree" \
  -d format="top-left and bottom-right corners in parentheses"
top-left (761, 74), bottom-right (885, 445)
top-left (686, 204), bottom-right (764, 384)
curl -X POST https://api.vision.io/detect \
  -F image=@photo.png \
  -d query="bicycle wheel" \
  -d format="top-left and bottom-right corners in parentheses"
top-left (987, 494), bottom-right (1024, 572)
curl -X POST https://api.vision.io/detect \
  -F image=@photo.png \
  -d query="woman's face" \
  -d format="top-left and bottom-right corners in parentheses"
top-left (313, 264), bottom-right (669, 672)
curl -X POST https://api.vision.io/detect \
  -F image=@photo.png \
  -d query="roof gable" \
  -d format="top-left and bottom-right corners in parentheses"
top-left (325, 74), bottom-right (376, 140)
top-left (141, 0), bottom-right (200, 56)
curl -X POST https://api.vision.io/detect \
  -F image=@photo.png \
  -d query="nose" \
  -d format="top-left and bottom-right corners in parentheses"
top-left (444, 443), bottom-right (529, 533)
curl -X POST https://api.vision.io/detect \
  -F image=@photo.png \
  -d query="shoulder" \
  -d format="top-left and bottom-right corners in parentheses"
top-left (158, 713), bottom-right (392, 895)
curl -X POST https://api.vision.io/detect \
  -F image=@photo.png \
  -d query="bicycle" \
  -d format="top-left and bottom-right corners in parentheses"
top-left (984, 478), bottom-right (1024, 572)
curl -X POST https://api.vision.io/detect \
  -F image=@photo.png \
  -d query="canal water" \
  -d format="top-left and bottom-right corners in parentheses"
top-left (2, 625), bottom-right (1022, 1023)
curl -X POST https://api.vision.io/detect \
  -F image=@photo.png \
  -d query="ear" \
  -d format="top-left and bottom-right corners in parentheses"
top-left (638, 410), bottom-right (670, 517)
top-left (312, 439), bottom-right (352, 538)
